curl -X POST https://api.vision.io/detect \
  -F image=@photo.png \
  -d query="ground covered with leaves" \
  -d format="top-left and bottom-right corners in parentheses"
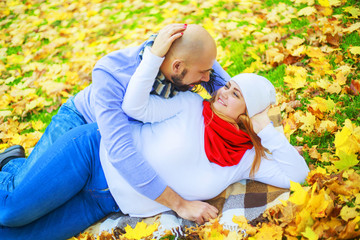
top-left (1, 0), bottom-right (360, 239)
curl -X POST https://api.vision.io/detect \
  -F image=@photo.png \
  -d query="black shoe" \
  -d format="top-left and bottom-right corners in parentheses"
top-left (0, 145), bottom-right (25, 170)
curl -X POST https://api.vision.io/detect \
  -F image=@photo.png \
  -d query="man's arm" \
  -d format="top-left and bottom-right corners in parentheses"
top-left (92, 69), bottom-right (167, 199)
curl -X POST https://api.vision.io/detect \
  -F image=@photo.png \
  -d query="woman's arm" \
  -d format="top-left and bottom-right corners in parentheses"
top-left (247, 107), bottom-right (309, 188)
top-left (252, 123), bottom-right (310, 188)
top-left (122, 47), bottom-right (184, 123)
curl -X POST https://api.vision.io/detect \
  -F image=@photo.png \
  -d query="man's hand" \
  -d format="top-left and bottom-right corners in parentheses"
top-left (176, 199), bottom-right (219, 225)
top-left (250, 106), bottom-right (271, 134)
top-left (155, 186), bottom-right (218, 225)
top-left (151, 24), bottom-right (187, 57)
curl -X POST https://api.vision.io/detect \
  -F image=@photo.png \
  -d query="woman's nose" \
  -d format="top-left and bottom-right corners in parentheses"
top-left (221, 90), bottom-right (229, 98)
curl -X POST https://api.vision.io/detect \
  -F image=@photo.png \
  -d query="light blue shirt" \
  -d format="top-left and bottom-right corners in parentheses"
top-left (74, 41), bottom-right (231, 200)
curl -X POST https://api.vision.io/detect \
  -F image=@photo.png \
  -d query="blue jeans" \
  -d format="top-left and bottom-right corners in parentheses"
top-left (0, 123), bottom-right (119, 240)
top-left (1, 97), bottom-right (88, 191)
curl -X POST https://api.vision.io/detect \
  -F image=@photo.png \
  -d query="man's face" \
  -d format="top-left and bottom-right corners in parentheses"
top-left (170, 60), bottom-right (214, 91)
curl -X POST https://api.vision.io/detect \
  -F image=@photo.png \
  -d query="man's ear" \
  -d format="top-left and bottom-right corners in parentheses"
top-left (172, 59), bottom-right (185, 74)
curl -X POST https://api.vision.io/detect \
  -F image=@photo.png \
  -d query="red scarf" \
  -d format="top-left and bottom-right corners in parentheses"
top-left (203, 101), bottom-right (253, 167)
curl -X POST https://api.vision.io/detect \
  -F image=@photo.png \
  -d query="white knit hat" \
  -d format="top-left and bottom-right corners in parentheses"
top-left (231, 73), bottom-right (276, 118)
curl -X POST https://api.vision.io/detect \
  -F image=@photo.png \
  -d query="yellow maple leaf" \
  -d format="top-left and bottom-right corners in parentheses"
top-left (309, 58), bottom-right (334, 78)
top-left (334, 71), bottom-right (348, 86)
top-left (334, 151), bottom-right (359, 171)
top-left (344, 6), bottom-right (360, 18)
top-left (316, 78), bottom-right (331, 89)
top-left (317, 120), bottom-right (337, 133)
top-left (31, 120), bottom-right (46, 131)
top-left (340, 205), bottom-right (359, 221)
top-left (306, 47), bottom-right (326, 59)
top-left (307, 187), bottom-right (333, 218)
top-left (349, 46), bottom-right (360, 55)
top-left (335, 65), bottom-right (353, 77)
top-left (309, 97), bottom-right (335, 113)
top-left (284, 66), bottom-right (308, 89)
top-left (302, 226), bottom-right (318, 240)
top-left (123, 221), bottom-right (159, 240)
top-left (318, 0), bottom-right (341, 7)
top-left (292, 0), bottom-right (315, 5)
top-left (295, 111), bottom-right (316, 133)
top-left (334, 119), bottom-right (360, 155)
top-left (294, 208), bottom-right (314, 234)
top-left (298, 6), bottom-right (317, 16)
top-left (265, 48), bottom-right (285, 65)
top-left (288, 181), bottom-right (308, 206)
top-left (254, 223), bottom-right (283, 240)
top-left (232, 215), bottom-right (257, 235)
top-left (344, 22), bottom-right (360, 34)
top-left (0, 110), bottom-right (12, 118)
top-left (326, 82), bottom-right (341, 94)
top-left (286, 37), bottom-right (305, 51)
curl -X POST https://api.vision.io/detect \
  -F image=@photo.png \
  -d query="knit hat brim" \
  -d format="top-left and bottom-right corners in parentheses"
top-left (231, 73), bottom-right (276, 118)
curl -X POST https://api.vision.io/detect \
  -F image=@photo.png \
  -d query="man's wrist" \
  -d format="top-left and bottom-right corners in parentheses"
top-left (155, 186), bottom-right (184, 212)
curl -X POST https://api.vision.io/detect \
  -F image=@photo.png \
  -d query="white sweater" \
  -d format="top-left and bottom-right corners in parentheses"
top-left (100, 48), bottom-right (309, 217)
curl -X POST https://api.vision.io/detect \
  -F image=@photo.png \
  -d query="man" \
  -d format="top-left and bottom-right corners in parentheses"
top-left (0, 24), bottom-right (230, 224)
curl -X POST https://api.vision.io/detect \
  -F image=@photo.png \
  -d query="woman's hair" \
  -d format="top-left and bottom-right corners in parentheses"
top-left (209, 96), bottom-right (268, 177)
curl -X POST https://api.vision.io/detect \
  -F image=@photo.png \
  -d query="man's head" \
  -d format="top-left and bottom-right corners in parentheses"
top-left (160, 24), bottom-right (217, 91)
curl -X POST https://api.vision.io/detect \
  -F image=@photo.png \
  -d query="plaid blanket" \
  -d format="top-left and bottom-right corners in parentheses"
top-left (82, 107), bottom-right (288, 238)
top-left (83, 180), bottom-right (289, 238)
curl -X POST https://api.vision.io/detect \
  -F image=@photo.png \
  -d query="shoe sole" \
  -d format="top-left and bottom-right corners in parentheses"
top-left (0, 145), bottom-right (25, 169)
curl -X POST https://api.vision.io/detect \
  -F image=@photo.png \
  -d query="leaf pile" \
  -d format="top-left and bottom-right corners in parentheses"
top-left (1, 0), bottom-right (360, 239)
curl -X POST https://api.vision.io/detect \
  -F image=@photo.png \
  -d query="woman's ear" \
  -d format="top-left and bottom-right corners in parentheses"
top-left (172, 59), bottom-right (185, 74)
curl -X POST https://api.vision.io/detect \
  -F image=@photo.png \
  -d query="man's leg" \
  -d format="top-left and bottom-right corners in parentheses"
top-left (27, 96), bottom-right (87, 162)
top-left (0, 123), bottom-right (107, 227)
top-left (0, 136), bottom-right (119, 240)
top-left (0, 188), bottom-right (118, 240)
top-left (7, 97), bottom-right (88, 188)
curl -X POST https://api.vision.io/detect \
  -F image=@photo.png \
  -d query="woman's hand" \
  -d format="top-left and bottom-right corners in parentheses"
top-left (250, 106), bottom-right (271, 134)
top-left (151, 24), bottom-right (187, 57)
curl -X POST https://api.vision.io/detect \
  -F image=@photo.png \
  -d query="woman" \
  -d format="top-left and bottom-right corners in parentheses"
top-left (0, 49), bottom-right (309, 240)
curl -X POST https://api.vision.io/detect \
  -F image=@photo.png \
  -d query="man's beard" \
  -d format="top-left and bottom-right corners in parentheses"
top-left (170, 69), bottom-right (191, 92)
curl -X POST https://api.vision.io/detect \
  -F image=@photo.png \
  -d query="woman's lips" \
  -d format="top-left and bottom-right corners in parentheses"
top-left (218, 97), bottom-right (226, 106)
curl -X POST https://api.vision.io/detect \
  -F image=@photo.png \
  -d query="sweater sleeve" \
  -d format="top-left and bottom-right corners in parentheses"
top-left (252, 124), bottom-right (310, 188)
top-left (91, 68), bottom-right (167, 200)
top-left (123, 47), bottom-right (184, 123)
top-left (201, 60), bottom-right (230, 94)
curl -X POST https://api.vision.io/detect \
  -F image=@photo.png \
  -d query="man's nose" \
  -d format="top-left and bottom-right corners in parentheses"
top-left (201, 72), bottom-right (210, 82)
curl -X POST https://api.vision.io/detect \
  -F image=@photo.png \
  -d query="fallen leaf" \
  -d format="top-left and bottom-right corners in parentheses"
top-left (123, 221), bottom-right (159, 240)
top-left (334, 151), bottom-right (359, 171)
top-left (302, 226), bottom-right (319, 240)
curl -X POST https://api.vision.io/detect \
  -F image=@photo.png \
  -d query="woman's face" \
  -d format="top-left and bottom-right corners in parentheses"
top-left (212, 80), bottom-right (246, 121)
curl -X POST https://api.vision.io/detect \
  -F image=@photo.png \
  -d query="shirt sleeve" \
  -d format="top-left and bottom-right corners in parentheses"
top-left (123, 47), bottom-right (184, 123)
top-left (91, 68), bottom-right (167, 200)
top-left (201, 60), bottom-right (231, 94)
top-left (251, 124), bottom-right (310, 188)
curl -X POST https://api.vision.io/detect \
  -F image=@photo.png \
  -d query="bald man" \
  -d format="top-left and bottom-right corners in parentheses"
top-left (6, 24), bottom-right (230, 224)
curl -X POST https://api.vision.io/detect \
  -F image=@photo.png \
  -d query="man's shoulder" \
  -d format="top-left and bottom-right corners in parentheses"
top-left (93, 43), bottom-right (146, 74)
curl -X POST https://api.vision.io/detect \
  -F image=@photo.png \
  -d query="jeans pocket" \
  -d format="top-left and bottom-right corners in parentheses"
top-left (87, 188), bottom-right (120, 216)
